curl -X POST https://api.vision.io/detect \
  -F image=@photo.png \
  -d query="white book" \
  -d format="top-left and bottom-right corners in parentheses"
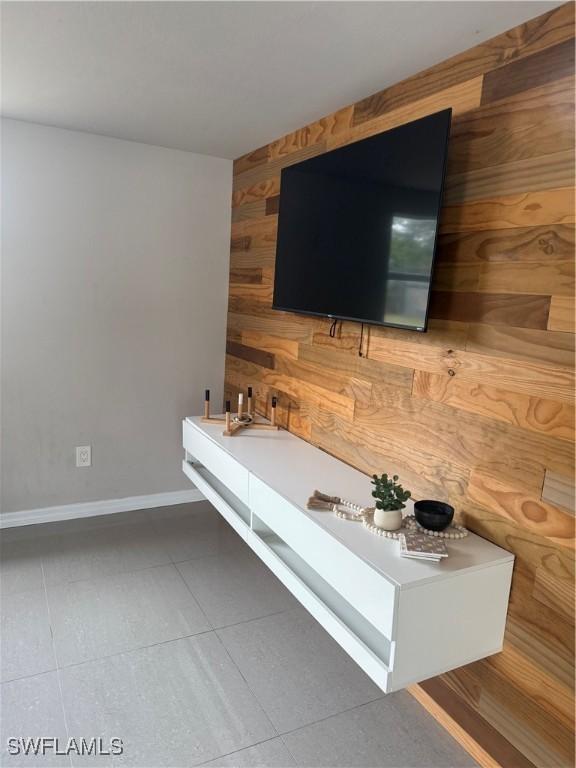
top-left (399, 532), bottom-right (448, 561)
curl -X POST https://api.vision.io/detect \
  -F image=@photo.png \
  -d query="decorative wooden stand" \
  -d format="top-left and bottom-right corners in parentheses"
top-left (202, 388), bottom-right (280, 437)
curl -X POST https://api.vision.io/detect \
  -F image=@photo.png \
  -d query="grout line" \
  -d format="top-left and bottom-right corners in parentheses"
top-left (173, 558), bottom-right (216, 632)
top-left (277, 733), bottom-right (300, 767)
top-left (44, 558), bottom-right (181, 590)
top-left (277, 693), bottom-right (387, 739)
top-left (45, 607), bottom-right (299, 676)
top-left (0, 666), bottom-right (60, 686)
top-left (211, 606), bottom-right (298, 633)
top-left (209, 631), bottom-right (280, 739)
top-left (40, 559), bottom-right (73, 768)
top-left (47, 628), bottom-right (218, 674)
top-left (195, 733), bottom-right (297, 768)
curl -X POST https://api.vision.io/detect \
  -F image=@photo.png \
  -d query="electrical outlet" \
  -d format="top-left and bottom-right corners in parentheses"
top-left (75, 445), bottom-right (91, 467)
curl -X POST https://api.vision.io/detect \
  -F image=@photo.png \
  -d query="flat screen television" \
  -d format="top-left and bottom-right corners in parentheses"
top-left (272, 108), bottom-right (452, 332)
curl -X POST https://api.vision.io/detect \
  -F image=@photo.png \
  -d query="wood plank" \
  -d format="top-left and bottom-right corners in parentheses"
top-left (463, 505), bottom-right (574, 585)
top-left (227, 312), bottom-right (312, 343)
top-left (228, 281), bottom-right (273, 301)
top-left (225, 340), bottom-right (274, 369)
top-left (548, 295), bottom-right (575, 332)
top-left (233, 141), bottom-right (327, 192)
top-left (481, 38), bottom-right (575, 104)
top-left (471, 660), bottom-right (575, 766)
top-left (436, 225), bottom-right (575, 264)
top-left (265, 195), bottom-right (279, 215)
top-left (542, 470), bottom-right (575, 515)
top-left (428, 291), bottom-right (550, 329)
top-left (314, 318), bottom-right (469, 354)
top-left (476, 258), bottom-right (575, 297)
top-left (299, 343), bottom-right (414, 391)
top-left (230, 217), bottom-right (277, 269)
top-left (414, 678), bottom-right (536, 768)
top-left (226, 355), bottom-right (356, 420)
top-left (438, 188), bottom-right (575, 233)
top-left (477, 686), bottom-right (573, 768)
top-left (431, 262), bottom-right (480, 292)
top-left (233, 144), bottom-right (270, 176)
top-left (273, 355), bottom-right (373, 405)
top-left (466, 324), bottom-right (575, 368)
top-left (310, 413), bottom-right (470, 505)
top-left (409, 683), bottom-right (500, 768)
top-left (268, 106), bottom-right (353, 160)
top-left (447, 76), bottom-right (575, 175)
top-left (451, 349), bottom-right (575, 405)
top-left (231, 177), bottom-right (279, 208)
top-left (231, 199), bottom-right (266, 222)
top-left (229, 268), bottom-right (263, 285)
top-left (352, 3), bottom-right (575, 124)
top-left (365, 333), bottom-right (459, 375)
top-left (468, 470), bottom-right (575, 547)
top-left (412, 370), bottom-right (575, 442)
top-left (505, 610), bottom-right (574, 693)
top-left (443, 149), bottom-right (574, 205)
top-left (367, 334), bottom-right (575, 404)
top-left (330, 77), bottom-right (482, 151)
top-left (227, 296), bottom-right (277, 317)
top-left (532, 566), bottom-right (575, 622)
top-left (355, 384), bottom-right (574, 490)
top-left (230, 214), bottom-right (277, 241)
top-left (241, 330), bottom-right (299, 360)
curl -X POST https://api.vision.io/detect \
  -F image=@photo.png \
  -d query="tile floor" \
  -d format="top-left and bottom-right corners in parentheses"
top-left (0, 502), bottom-right (477, 768)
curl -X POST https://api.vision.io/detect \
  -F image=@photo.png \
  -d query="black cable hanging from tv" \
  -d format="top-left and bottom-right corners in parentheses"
top-left (358, 323), bottom-right (365, 357)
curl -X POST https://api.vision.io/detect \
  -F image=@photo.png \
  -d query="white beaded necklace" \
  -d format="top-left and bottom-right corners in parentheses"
top-left (319, 495), bottom-right (468, 540)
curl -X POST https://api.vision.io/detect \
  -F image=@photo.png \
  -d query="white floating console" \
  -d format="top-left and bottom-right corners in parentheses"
top-left (182, 416), bottom-right (513, 693)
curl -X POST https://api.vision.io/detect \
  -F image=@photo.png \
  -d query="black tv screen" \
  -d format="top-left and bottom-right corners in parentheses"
top-left (272, 108), bottom-right (452, 332)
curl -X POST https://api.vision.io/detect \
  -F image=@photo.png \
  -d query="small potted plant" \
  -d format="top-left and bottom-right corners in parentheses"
top-left (371, 474), bottom-right (411, 531)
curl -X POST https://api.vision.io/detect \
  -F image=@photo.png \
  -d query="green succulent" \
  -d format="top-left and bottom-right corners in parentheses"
top-left (371, 474), bottom-right (411, 511)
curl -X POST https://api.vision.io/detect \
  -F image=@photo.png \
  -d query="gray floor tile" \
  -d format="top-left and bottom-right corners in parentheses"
top-left (0, 538), bottom-right (45, 595)
top-left (47, 564), bottom-right (211, 667)
top-left (201, 738), bottom-right (296, 767)
top-left (0, 671), bottom-right (69, 767)
top-left (217, 608), bottom-right (382, 733)
top-left (150, 502), bottom-right (247, 563)
top-left (282, 696), bottom-right (478, 768)
top-left (41, 521), bottom-right (172, 586)
top-left (177, 551), bottom-right (298, 628)
top-left (0, 588), bottom-right (56, 682)
top-left (59, 633), bottom-right (276, 767)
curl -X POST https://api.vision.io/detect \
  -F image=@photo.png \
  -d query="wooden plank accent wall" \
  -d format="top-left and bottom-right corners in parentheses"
top-left (224, 5), bottom-right (575, 766)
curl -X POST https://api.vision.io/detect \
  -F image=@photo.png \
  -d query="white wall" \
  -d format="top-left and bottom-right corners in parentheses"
top-left (1, 119), bottom-right (232, 514)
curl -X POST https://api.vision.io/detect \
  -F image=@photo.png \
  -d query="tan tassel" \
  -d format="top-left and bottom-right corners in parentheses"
top-left (307, 497), bottom-right (336, 511)
top-left (313, 490), bottom-right (341, 504)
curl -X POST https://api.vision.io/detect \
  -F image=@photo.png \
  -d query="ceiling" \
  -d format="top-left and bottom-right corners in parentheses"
top-left (1, 1), bottom-right (561, 159)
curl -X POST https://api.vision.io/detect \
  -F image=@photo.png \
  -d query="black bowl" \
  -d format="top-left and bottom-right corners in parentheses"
top-left (414, 500), bottom-right (454, 532)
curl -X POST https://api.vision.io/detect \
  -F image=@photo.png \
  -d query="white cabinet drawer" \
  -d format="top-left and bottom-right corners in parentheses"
top-left (183, 420), bottom-right (249, 505)
top-left (250, 474), bottom-right (396, 640)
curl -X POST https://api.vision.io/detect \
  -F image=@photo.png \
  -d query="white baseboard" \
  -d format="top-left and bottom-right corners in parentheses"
top-left (0, 489), bottom-right (205, 529)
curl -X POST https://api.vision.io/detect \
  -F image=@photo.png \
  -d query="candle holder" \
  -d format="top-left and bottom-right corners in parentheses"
top-left (202, 388), bottom-right (280, 437)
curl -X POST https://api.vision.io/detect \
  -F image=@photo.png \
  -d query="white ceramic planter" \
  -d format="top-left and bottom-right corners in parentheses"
top-left (373, 507), bottom-right (403, 531)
